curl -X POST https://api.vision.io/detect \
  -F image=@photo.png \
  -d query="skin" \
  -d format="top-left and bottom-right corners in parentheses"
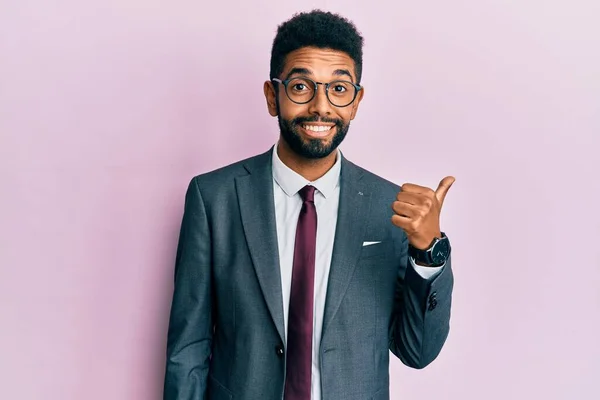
top-left (264, 47), bottom-right (363, 182)
top-left (263, 46), bottom-right (455, 254)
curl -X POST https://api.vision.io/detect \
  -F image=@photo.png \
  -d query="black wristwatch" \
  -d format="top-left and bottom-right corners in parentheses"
top-left (408, 232), bottom-right (451, 267)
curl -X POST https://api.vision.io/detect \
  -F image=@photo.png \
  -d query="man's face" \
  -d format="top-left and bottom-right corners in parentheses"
top-left (264, 47), bottom-right (364, 159)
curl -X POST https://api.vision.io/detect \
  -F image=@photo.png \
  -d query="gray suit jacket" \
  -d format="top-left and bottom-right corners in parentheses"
top-left (163, 146), bottom-right (453, 400)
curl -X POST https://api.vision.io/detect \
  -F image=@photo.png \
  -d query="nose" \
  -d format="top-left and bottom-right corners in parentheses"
top-left (307, 83), bottom-right (332, 117)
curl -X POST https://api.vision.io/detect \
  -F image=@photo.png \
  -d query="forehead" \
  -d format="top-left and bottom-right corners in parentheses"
top-left (282, 47), bottom-right (356, 81)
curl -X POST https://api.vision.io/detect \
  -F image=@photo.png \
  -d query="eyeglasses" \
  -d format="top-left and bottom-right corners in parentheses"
top-left (272, 77), bottom-right (362, 108)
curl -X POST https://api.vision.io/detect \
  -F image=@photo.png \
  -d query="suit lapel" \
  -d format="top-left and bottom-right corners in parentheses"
top-left (235, 148), bottom-right (372, 344)
top-left (321, 155), bottom-right (371, 339)
top-left (235, 147), bottom-right (286, 343)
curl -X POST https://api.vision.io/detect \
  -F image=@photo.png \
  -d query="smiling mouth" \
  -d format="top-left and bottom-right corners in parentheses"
top-left (298, 123), bottom-right (336, 139)
top-left (301, 124), bottom-right (334, 132)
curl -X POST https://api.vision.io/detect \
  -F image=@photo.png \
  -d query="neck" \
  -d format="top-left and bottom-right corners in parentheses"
top-left (276, 139), bottom-right (338, 182)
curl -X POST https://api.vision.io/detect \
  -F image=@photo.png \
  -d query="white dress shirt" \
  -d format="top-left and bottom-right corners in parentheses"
top-left (271, 142), bottom-right (443, 400)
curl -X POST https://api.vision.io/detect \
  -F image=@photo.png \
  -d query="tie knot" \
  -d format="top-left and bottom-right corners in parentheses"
top-left (298, 185), bottom-right (316, 202)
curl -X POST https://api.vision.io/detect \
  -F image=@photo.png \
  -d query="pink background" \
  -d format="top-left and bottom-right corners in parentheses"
top-left (1, 1), bottom-right (599, 399)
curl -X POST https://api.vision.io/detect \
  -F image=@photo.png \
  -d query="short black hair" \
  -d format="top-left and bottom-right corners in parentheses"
top-left (269, 10), bottom-right (364, 83)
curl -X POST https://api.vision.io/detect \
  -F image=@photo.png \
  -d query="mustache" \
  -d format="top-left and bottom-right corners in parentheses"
top-left (292, 115), bottom-right (343, 126)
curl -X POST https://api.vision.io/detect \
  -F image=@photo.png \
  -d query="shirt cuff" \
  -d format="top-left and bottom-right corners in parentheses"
top-left (409, 257), bottom-right (444, 280)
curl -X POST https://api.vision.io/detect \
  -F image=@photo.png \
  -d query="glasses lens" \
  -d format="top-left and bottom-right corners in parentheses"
top-left (327, 81), bottom-right (356, 107)
top-left (286, 78), bottom-right (315, 104)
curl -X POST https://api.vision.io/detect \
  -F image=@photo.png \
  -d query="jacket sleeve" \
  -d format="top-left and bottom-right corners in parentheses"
top-left (164, 177), bottom-right (213, 399)
top-left (388, 236), bottom-right (454, 369)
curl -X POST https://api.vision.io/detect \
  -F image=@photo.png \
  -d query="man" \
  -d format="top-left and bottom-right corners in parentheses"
top-left (164, 9), bottom-right (455, 400)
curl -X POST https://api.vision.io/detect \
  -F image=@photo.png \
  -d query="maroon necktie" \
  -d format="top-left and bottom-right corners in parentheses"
top-left (284, 185), bottom-right (317, 400)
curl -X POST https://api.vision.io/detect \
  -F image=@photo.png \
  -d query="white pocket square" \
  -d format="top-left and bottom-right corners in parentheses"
top-left (362, 241), bottom-right (381, 246)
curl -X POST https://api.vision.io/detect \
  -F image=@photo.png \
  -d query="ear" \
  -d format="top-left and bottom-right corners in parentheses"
top-left (349, 85), bottom-right (365, 120)
top-left (264, 81), bottom-right (278, 117)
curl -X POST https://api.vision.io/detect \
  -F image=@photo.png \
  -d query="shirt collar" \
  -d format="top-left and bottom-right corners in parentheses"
top-left (271, 141), bottom-right (341, 199)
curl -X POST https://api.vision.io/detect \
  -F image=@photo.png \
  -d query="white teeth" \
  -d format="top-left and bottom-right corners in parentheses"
top-left (302, 125), bottom-right (332, 132)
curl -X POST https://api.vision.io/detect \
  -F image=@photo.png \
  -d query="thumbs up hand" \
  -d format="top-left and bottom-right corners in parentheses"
top-left (391, 176), bottom-right (455, 250)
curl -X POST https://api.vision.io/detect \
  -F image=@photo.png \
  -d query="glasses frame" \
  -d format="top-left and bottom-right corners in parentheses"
top-left (271, 77), bottom-right (362, 108)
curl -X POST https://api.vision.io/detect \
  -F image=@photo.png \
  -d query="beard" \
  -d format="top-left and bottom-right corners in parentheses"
top-left (277, 106), bottom-right (350, 160)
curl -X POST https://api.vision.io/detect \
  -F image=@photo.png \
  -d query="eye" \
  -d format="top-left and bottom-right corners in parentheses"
top-left (288, 78), bottom-right (313, 93)
top-left (332, 84), bottom-right (347, 92)
top-left (293, 83), bottom-right (308, 91)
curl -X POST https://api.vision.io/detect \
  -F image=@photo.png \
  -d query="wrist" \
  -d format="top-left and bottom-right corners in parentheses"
top-left (408, 232), bottom-right (451, 267)
top-left (413, 257), bottom-right (443, 268)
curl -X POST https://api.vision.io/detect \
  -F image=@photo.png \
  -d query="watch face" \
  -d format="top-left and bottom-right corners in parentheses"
top-left (432, 239), bottom-right (450, 264)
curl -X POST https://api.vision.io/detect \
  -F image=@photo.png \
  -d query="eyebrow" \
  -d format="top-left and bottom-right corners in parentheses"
top-left (284, 67), bottom-right (355, 82)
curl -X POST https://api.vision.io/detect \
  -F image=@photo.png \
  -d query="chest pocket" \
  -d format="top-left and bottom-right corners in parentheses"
top-left (359, 240), bottom-right (391, 259)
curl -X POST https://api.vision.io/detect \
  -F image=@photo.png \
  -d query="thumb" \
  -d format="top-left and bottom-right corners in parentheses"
top-left (435, 176), bottom-right (456, 206)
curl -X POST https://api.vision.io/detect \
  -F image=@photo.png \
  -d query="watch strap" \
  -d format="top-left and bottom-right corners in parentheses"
top-left (408, 233), bottom-right (448, 267)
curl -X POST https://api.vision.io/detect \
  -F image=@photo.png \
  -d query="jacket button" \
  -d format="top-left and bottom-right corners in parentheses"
top-left (275, 345), bottom-right (284, 357)
top-left (428, 299), bottom-right (438, 311)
